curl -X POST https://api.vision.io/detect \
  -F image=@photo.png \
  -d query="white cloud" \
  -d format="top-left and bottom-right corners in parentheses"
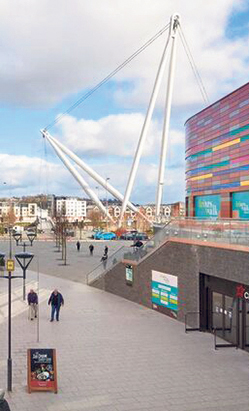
top-left (0, 0), bottom-right (247, 110)
top-left (0, 150), bottom-right (185, 204)
top-left (55, 113), bottom-right (161, 157)
top-left (55, 112), bottom-right (185, 161)
top-left (0, 154), bottom-right (69, 196)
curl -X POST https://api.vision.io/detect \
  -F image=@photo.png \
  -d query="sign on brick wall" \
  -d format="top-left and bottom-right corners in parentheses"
top-left (152, 270), bottom-right (178, 311)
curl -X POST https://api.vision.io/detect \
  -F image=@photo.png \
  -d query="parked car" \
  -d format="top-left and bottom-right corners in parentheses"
top-left (93, 231), bottom-right (104, 240)
top-left (94, 231), bottom-right (116, 240)
top-left (120, 231), bottom-right (148, 241)
top-left (100, 232), bottom-right (116, 240)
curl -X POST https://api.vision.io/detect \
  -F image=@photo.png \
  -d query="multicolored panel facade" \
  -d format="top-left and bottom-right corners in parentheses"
top-left (185, 82), bottom-right (249, 218)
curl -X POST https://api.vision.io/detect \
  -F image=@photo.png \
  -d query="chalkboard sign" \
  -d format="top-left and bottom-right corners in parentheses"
top-left (27, 349), bottom-right (58, 393)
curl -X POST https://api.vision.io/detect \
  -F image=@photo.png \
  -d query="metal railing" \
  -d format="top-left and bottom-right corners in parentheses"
top-left (185, 311), bottom-right (200, 333)
top-left (87, 221), bottom-right (172, 284)
top-left (213, 327), bottom-right (238, 350)
top-left (87, 217), bottom-right (249, 285)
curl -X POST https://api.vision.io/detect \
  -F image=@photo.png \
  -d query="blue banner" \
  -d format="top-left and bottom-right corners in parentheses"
top-left (195, 194), bottom-right (221, 218)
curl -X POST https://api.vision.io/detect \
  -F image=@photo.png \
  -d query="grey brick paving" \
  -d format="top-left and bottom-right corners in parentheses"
top-left (0, 238), bottom-right (131, 284)
top-left (0, 241), bottom-right (249, 410)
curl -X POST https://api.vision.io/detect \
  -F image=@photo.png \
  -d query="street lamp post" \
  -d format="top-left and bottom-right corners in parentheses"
top-left (0, 246), bottom-right (29, 392)
top-left (13, 232), bottom-right (36, 300)
top-left (15, 251), bottom-right (34, 301)
top-left (105, 178), bottom-right (110, 231)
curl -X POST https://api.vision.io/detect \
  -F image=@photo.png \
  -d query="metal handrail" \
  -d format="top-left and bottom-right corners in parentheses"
top-left (87, 217), bottom-right (249, 285)
top-left (212, 328), bottom-right (238, 350)
top-left (87, 220), bottom-right (172, 284)
top-left (185, 311), bottom-right (200, 333)
top-left (86, 245), bottom-right (126, 284)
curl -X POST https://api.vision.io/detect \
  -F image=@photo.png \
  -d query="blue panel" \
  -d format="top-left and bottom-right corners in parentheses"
top-left (232, 191), bottom-right (249, 218)
top-left (195, 194), bottom-right (221, 218)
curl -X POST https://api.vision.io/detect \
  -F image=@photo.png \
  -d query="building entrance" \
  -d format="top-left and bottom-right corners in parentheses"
top-left (200, 274), bottom-right (249, 351)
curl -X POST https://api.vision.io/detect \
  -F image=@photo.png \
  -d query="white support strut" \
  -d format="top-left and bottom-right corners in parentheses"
top-left (156, 14), bottom-right (180, 219)
top-left (42, 130), bottom-right (114, 222)
top-left (119, 14), bottom-right (177, 225)
top-left (44, 131), bottom-right (151, 223)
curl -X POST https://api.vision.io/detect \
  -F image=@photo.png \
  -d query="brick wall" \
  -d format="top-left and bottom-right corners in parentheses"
top-left (91, 241), bottom-right (249, 323)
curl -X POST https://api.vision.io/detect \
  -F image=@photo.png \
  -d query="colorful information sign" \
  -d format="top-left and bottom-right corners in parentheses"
top-left (195, 194), bottom-right (221, 218)
top-left (232, 191), bottom-right (249, 218)
top-left (27, 349), bottom-right (57, 393)
top-left (151, 270), bottom-right (178, 311)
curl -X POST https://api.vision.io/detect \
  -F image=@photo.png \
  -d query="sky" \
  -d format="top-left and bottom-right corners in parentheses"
top-left (0, 0), bottom-right (249, 204)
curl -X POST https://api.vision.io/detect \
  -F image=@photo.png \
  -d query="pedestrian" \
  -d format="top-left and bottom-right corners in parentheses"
top-left (104, 245), bottom-right (108, 256)
top-left (48, 289), bottom-right (64, 322)
top-left (101, 253), bottom-right (108, 269)
top-left (0, 389), bottom-right (11, 411)
top-left (27, 289), bottom-right (38, 321)
top-left (76, 241), bottom-right (81, 251)
top-left (89, 244), bottom-right (94, 255)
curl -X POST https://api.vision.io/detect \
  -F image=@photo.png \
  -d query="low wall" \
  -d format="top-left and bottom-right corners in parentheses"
top-left (90, 240), bottom-right (249, 323)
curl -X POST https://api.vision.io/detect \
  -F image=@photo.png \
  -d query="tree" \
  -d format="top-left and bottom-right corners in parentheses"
top-left (89, 210), bottom-right (103, 229)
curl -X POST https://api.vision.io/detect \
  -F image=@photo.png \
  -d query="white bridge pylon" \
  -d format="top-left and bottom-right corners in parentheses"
top-left (41, 13), bottom-right (181, 226)
top-left (120, 13), bottom-right (180, 225)
top-left (41, 130), bottom-right (150, 223)
top-left (42, 130), bottom-right (114, 222)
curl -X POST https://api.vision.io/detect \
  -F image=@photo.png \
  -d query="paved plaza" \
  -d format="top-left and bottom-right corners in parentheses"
top-left (0, 240), bottom-right (249, 410)
top-left (0, 238), bottom-right (130, 284)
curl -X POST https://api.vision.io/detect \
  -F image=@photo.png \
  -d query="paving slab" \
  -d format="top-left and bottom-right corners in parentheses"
top-left (0, 241), bottom-right (249, 410)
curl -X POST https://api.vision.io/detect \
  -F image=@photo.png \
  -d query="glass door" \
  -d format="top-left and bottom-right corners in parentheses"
top-left (244, 300), bottom-right (249, 350)
top-left (212, 292), bottom-right (237, 346)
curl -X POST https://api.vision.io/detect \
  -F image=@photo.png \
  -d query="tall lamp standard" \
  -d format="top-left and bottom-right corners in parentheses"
top-left (15, 251), bottom-right (34, 301)
top-left (105, 178), bottom-right (110, 231)
top-left (0, 245), bottom-right (30, 391)
top-left (13, 232), bottom-right (36, 300)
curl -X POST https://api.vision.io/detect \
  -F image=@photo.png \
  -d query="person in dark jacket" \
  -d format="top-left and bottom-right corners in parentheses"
top-left (27, 289), bottom-right (38, 320)
top-left (104, 245), bottom-right (108, 256)
top-left (48, 289), bottom-right (64, 322)
top-left (76, 241), bottom-right (81, 251)
top-left (100, 253), bottom-right (108, 269)
top-left (0, 389), bottom-right (11, 411)
top-left (89, 244), bottom-right (94, 255)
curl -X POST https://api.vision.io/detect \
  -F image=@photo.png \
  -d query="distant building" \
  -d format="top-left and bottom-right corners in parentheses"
top-left (0, 201), bottom-right (47, 223)
top-left (86, 201), bottom-right (184, 227)
top-left (55, 196), bottom-right (87, 222)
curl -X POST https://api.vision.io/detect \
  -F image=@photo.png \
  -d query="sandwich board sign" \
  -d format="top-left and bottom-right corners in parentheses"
top-left (27, 348), bottom-right (58, 393)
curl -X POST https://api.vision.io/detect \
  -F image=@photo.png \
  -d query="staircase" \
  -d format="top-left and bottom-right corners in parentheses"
top-left (87, 217), bottom-right (249, 285)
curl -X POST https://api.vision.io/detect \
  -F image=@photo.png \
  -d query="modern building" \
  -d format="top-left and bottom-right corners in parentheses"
top-left (89, 82), bottom-right (249, 353)
top-left (55, 196), bottom-right (87, 222)
top-left (185, 82), bottom-right (249, 218)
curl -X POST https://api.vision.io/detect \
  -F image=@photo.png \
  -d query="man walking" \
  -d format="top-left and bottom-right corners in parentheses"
top-left (89, 244), bottom-right (94, 255)
top-left (48, 289), bottom-right (64, 322)
top-left (76, 241), bottom-right (81, 251)
top-left (27, 289), bottom-right (38, 321)
top-left (0, 389), bottom-right (11, 411)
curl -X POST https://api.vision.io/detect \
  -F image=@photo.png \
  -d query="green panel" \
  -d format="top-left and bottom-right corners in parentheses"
top-left (188, 148), bottom-right (212, 160)
top-left (240, 134), bottom-right (249, 142)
